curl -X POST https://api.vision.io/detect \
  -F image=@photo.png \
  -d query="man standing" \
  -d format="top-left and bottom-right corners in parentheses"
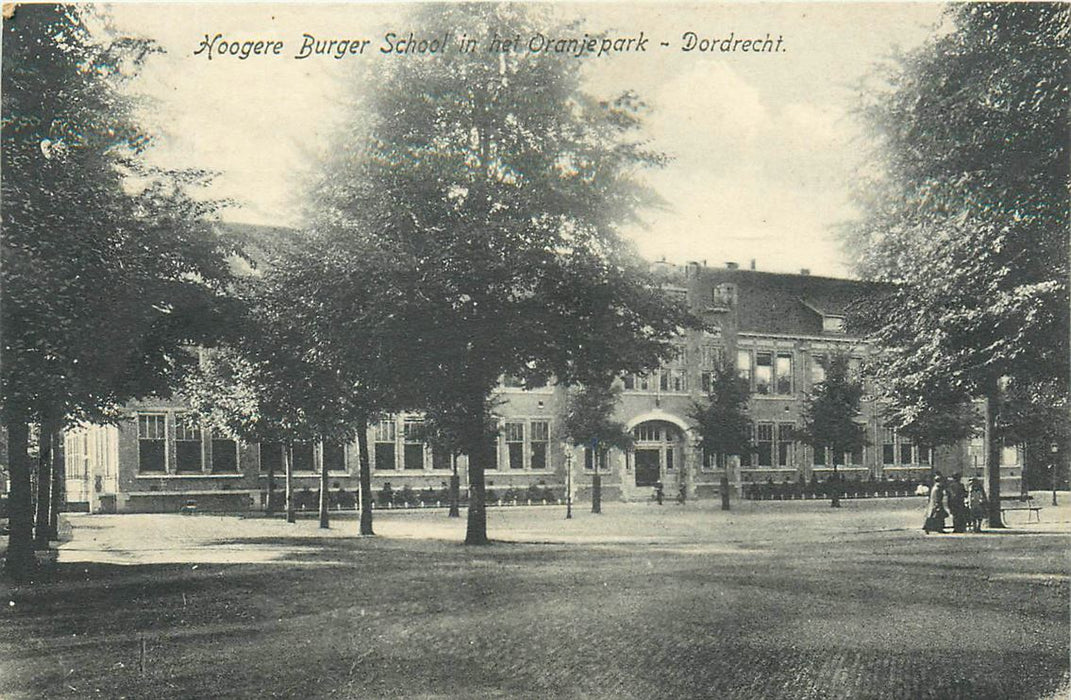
top-left (947, 473), bottom-right (969, 533)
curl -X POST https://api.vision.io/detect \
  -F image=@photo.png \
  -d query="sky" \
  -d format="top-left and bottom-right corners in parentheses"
top-left (106, 2), bottom-right (947, 278)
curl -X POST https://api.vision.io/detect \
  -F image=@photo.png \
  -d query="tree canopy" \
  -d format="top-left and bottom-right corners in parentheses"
top-left (308, 3), bottom-right (696, 543)
top-left (689, 360), bottom-right (752, 469)
top-left (846, 3), bottom-right (1069, 519)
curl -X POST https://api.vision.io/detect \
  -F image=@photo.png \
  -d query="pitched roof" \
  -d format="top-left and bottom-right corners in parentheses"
top-left (698, 267), bottom-right (880, 337)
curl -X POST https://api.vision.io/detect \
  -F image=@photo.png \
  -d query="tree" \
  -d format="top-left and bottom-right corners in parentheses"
top-left (847, 3), bottom-right (1070, 526)
top-left (561, 381), bottom-right (632, 514)
top-left (311, 4), bottom-right (697, 545)
top-left (689, 360), bottom-right (752, 509)
top-left (795, 354), bottom-right (867, 507)
top-left (2, 5), bottom-right (237, 580)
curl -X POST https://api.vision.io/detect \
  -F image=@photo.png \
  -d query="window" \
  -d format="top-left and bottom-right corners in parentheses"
top-left (633, 425), bottom-right (662, 442)
top-left (737, 349), bottom-right (752, 384)
top-left (211, 432), bottom-right (238, 473)
top-left (374, 419), bottom-right (396, 470)
top-left (882, 428), bottom-right (896, 465)
top-left (811, 353), bottom-right (827, 385)
top-left (775, 353), bottom-right (793, 395)
top-left (700, 372), bottom-right (713, 394)
top-left (659, 370), bottom-right (670, 392)
top-left (260, 442), bottom-right (284, 473)
top-left (701, 345), bottom-right (722, 369)
top-left (823, 316), bottom-right (845, 334)
top-left (776, 423), bottom-right (794, 467)
top-left (756, 423), bottom-right (774, 467)
top-left (504, 421), bottom-right (525, 470)
top-left (622, 374), bottom-right (635, 391)
top-left (584, 447), bottom-right (608, 472)
top-left (175, 414), bottom-right (203, 473)
top-left (846, 445), bottom-right (863, 466)
top-left (137, 413), bottom-right (166, 473)
top-left (530, 421), bottom-right (549, 471)
top-left (813, 445), bottom-right (827, 466)
top-left (668, 369), bottom-right (687, 393)
top-left (665, 447), bottom-right (674, 471)
top-left (431, 448), bottom-right (453, 471)
top-left (899, 436), bottom-right (914, 465)
top-left (755, 353), bottom-right (772, 395)
top-left (292, 442), bottom-right (315, 472)
top-left (403, 420), bottom-right (425, 470)
top-left (323, 441), bottom-right (346, 472)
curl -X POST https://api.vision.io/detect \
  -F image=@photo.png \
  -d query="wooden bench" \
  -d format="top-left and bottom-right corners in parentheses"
top-left (1000, 497), bottom-right (1042, 523)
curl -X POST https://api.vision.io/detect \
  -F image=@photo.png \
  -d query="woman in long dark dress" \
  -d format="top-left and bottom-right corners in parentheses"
top-left (923, 475), bottom-right (948, 534)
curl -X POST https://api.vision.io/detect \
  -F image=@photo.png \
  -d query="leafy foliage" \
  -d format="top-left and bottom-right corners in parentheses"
top-left (846, 3), bottom-right (1069, 441)
top-left (795, 354), bottom-right (867, 464)
top-left (689, 360), bottom-right (752, 467)
top-left (309, 4), bottom-right (698, 543)
top-left (2, 4), bottom-right (239, 427)
top-left (561, 382), bottom-right (632, 453)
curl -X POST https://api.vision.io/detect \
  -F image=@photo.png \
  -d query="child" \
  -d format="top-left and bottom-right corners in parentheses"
top-left (968, 478), bottom-right (988, 533)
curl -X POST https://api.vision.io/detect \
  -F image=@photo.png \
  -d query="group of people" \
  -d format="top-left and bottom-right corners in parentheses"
top-left (923, 472), bottom-right (989, 533)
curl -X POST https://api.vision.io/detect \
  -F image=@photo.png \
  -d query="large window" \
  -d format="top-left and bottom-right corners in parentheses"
top-left (323, 441), bottom-right (346, 472)
top-left (137, 413), bottom-right (166, 473)
top-left (504, 421), bottom-right (525, 470)
top-left (211, 432), bottom-right (238, 473)
top-left (811, 353), bottom-right (827, 385)
top-left (374, 419), bottom-right (396, 470)
top-left (882, 428), bottom-right (896, 465)
top-left (403, 419), bottom-right (425, 470)
top-left (175, 414), bottom-right (203, 473)
top-left (754, 353), bottom-right (773, 395)
top-left (260, 442), bottom-right (284, 473)
top-left (737, 349), bottom-right (752, 384)
top-left (756, 423), bottom-right (774, 466)
top-left (530, 421), bottom-right (549, 471)
top-left (292, 442), bottom-right (315, 472)
top-left (775, 353), bottom-right (793, 395)
top-left (776, 423), bottom-right (795, 467)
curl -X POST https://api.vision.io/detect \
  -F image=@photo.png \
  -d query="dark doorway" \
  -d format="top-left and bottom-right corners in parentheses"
top-left (635, 448), bottom-right (661, 487)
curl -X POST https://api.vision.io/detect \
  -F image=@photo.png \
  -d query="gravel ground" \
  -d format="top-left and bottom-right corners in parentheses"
top-left (1, 496), bottom-right (1067, 699)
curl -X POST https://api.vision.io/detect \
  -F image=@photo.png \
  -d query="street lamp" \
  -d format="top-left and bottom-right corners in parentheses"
top-left (565, 450), bottom-right (573, 519)
top-left (1051, 441), bottom-right (1059, 506)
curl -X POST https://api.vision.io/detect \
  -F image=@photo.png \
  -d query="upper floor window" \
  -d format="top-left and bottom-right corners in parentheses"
top-left (811, 353), bottom-right (828, 385)
top-left (736, 349), bottom-right (752, 384)
top-left (775, 352), bottom-right (793, 395)
top-left (755, 353), bottom-right (773, 395)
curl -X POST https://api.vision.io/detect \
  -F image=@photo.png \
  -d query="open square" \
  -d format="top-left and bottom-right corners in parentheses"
top-left (2, 499), bottom-right (1067, 698)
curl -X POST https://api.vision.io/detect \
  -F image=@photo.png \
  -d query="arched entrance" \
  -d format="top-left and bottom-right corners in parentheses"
top-left (630, 420), bottom-right (685, 487)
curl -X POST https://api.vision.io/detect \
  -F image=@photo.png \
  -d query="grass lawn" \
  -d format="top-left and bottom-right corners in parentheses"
top-left (1, 498), bottom-right (1068, 699)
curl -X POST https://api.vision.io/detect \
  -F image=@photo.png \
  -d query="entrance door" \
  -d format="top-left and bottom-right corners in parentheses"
top-left (635, 448), bottom-right (661, 487)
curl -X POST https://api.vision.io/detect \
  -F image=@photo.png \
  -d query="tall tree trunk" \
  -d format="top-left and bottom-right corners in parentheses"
top-left (285, 441), bottom-right (296, 524)
top-left (48, 423), bottom-right (64, 541)
top-left (830, 462), bottom-right (841, 508)
top-left (318, 442), bottom-right (330, 529)
top-left (448, 464), bottom-right (460, 518)
top-left (266, 458), bottom-right (276, 516)
top-left (34, 415), bottom-right (56, 550)
top-left (465, 436), bottom-right (489, 545)
top-left (591, 446), bottom-right (602, 514)
top-left (356, 415), bottom-right (374, 535)
top-left (5, 419), bottom-right (36, 581)
top-left (985, 387), bottom-right (1005, 528)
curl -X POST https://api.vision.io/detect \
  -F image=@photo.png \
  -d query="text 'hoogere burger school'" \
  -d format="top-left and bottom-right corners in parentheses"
top-left (193, 31), bottom-right (786, 61)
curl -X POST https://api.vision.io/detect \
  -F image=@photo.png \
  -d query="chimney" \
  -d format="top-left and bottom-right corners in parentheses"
top-left (800, 268), bottom-right (811, 276)
top-left (749, 259), bottom-right (756, 270)
top-left (725, 261), bottom-right (739, 270)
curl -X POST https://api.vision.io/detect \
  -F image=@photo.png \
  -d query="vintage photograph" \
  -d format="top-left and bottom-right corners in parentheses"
top-left (1, 2), bottom-right (1068, 698)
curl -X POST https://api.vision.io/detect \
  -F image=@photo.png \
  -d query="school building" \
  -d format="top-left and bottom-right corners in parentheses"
top-left (62, 259), bottom-right (1021, 513)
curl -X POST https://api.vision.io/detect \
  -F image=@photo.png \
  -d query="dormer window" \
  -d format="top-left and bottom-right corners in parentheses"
top-left (712, 283), bottom-right (736, 308)
top-left (822, 315), bottom-right (845, 334)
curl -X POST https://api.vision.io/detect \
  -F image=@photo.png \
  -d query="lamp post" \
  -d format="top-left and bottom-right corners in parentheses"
top-left (1051, 442), bottom-right (1059, 506)
top-left (565, 450), bottom-right (573, 519)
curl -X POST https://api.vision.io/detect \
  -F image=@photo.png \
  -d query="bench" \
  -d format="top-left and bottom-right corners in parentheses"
top-left (1000, 497), bottom-right (1042, 523)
